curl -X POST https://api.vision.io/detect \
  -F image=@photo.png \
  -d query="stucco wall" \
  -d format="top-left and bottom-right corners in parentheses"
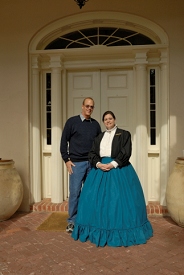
top-left (0, 0), bottom-right (184, 211)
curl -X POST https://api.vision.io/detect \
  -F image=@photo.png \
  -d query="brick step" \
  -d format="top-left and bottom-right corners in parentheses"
top-left (30, 199), bottom-right (169, 216)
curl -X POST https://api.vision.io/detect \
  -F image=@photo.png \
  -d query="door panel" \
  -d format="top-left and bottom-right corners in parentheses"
top-left (67, 71), bottom-right (101, 122)
top-left (100, 70), bottom-right (134, 132)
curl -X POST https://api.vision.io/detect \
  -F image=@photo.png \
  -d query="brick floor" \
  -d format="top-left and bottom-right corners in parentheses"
top-left (0, 212), bottom-right (184, 275)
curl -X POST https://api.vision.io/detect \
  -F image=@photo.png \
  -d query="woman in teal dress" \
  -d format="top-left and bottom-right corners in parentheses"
top-left (71, 111), bottom-right (153, 247)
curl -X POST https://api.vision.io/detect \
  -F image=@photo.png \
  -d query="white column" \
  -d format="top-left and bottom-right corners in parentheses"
top-left (31, 55), bottom-right (41, 203)
top-left (134, 52), bottom-right (148, 202)
top-left (49, 55), bottom-right (63, 203)
top-left (159, 50), bottom-right (169, 206)
top-left (61, 69), bottom-right (69, 201)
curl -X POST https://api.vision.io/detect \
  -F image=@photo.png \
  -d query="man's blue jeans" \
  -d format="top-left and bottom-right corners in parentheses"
top-left (68, 161), bottom-right (91, 224)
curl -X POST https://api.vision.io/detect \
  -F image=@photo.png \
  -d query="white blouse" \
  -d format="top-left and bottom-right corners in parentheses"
top-left (98, 125), bottom-right (118, 168)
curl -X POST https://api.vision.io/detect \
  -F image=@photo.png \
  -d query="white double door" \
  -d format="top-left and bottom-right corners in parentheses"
top-left (67, 69), bottom-right (136, 167)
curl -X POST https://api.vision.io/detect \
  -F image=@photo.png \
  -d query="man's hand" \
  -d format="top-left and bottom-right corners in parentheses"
top-left (66, 160), bottom-right (75, 175)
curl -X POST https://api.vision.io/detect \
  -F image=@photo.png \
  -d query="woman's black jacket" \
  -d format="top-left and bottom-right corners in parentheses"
top-left (88, 128), bottom-right (132, 168)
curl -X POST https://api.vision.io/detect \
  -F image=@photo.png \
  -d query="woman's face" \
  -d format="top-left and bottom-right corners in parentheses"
top-left (103, 114), bottom-right (116, 130)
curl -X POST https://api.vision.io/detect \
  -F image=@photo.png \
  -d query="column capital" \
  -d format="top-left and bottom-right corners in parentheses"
top-left (48, 54), bottom-right (63, 69)
top-left (31, 55), bottom-right (41, 69)
top-left (133, 50), bottom-right (148, 65)
top-left (159, 48), bottom-right (168, 64)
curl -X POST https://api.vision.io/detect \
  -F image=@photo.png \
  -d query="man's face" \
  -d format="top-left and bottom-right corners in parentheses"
top-left (82, 99), bottom-right (94, 118)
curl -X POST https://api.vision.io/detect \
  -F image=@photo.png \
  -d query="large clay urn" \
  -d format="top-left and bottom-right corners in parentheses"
top-left (166, 157), bottom-right (184, 227)
top-left (0, 159), bottom-right (23, 221)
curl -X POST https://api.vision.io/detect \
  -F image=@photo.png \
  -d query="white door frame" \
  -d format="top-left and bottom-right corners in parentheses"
top-left (29, 12), bottom-right (169, 206)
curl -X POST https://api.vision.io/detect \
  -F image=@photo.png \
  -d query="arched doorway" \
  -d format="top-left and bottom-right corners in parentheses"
top-left (29, 12), bottom-right (169, 206)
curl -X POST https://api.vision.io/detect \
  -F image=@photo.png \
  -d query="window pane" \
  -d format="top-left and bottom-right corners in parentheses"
top-left (150, 87), bottom-right (155, 103)
top-left (67, 42), bottom-right (90, 48)
top-left (45, 38), bottom-right (68, 50)
top-left (150, 69), bottom-right (155, 85)
top-left (47, 105), bottom-right (51, 111)
top-left (99, 27), bottom-right (117, 36)
top-left (47, 113), bottom-right (51, 128)
top-left (80, 28), bottom-right (97, 36)
top-left (128, 33), bottom-right (154, 45)
top-left (108, 40), bottom-right (130, 46)
top-left (150, 111), bottom-right (156, 127)
top-left (46, 73), bottom-right (51, 88)
top-left (47, 129), bottom-right (51, 145)
top-left (46, 90), bottom-right (51, 105)
top-left (63, 31), bottom-right (84, 40)
top-left (150, 129), bottom-right (156, 145)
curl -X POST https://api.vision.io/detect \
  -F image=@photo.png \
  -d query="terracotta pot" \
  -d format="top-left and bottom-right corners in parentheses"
top-left (166, 157), bottom-right (184, 227)
top-left (0, 159), bottom-right (23, 221)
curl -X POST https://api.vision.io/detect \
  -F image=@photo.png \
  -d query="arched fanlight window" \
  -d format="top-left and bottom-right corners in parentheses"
top-left (45, 27), bottom-right (155, 49)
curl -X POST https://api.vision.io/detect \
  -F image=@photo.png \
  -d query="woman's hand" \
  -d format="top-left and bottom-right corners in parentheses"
top-left (97, 163), bottom-right (114, 171)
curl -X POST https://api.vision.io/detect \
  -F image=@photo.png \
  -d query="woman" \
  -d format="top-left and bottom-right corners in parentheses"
top-left (71, 111), bottom-right (153, 247)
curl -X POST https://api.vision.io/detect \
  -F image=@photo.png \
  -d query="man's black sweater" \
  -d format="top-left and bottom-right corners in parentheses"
top-left (60, 115), bottom-right (101, 163)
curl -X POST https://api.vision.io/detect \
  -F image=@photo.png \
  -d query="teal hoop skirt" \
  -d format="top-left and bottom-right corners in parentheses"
top-left (71, 157), bottom-right (153, 247)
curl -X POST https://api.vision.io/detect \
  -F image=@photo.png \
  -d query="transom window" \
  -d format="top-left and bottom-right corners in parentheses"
top-left (45, 27), bottom-right (155, 49)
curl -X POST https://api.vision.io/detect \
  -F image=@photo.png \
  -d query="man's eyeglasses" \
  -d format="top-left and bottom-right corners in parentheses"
top-left (84, 105), bottom-right (94, 109)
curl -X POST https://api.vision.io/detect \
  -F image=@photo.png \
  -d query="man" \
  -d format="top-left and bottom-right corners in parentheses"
top-left (60, 97), bottom-right (101, 233)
